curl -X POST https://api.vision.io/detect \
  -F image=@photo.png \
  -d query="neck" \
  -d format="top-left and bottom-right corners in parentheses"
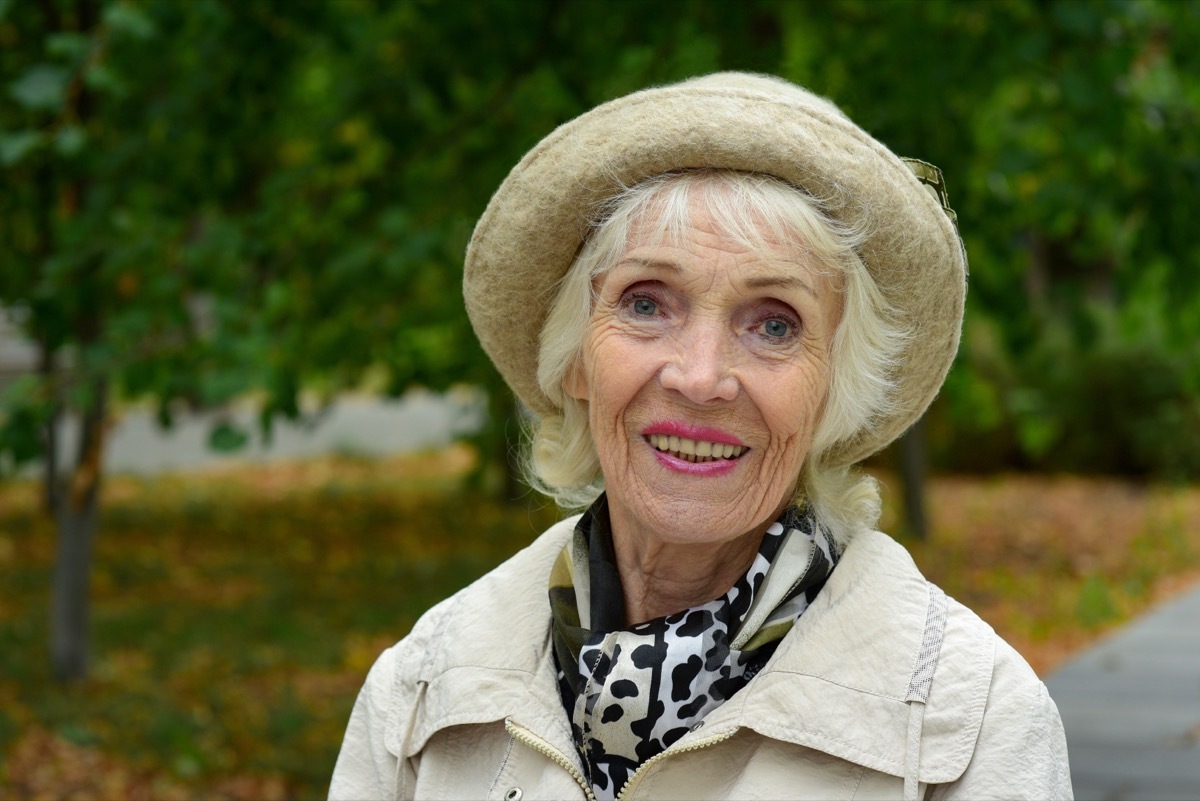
top-left (610, 523), bottom-right (767, 625)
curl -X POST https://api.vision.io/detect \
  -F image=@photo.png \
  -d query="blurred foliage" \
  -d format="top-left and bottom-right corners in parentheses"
top-left (1, 456), bottom-right (1198, 797)
top-left (931, 298), bottom-right (1200, 478)
top-left (2, 0), bottom-right (1199, 484)
top-left (3, 0), bottom-right (1200, 682)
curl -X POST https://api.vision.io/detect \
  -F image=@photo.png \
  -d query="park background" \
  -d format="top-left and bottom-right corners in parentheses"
top-left (2, 0), bottom-right (1199, 797)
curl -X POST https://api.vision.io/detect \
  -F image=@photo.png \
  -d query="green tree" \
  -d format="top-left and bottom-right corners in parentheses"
top-left (4, 0), bottom-right (1199, 681)
top-left (0, 0), bottom-right (345, 681)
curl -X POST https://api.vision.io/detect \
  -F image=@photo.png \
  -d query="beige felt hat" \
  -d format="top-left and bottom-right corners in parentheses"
top-left (464, 72), bottom-right (966, 467)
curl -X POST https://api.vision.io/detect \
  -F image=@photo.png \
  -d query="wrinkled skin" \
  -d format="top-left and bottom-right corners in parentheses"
top-left (566, 204), bottom-right (843, 623)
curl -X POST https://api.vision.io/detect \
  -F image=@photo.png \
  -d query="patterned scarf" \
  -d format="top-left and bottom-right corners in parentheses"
top-left (548, 494), bottom-right (840, 799)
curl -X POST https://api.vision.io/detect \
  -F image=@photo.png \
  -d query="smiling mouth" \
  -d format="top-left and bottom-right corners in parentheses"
top-left (645, 434), bottom-right (747, 463)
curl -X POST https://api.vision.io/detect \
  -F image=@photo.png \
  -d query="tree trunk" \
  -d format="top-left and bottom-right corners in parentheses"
top-left (477, 388), bottom-right (525, 504)
top-left (50, 376), bottom-right (107, 683)
top-left (898, 414), bottom-right (929, 540)
top-left (33, 120), bottom-right (59, 515)
top-left (47, 0), bottom-right (105, 683)
top-left (39, 341), bottom-right (61, 516)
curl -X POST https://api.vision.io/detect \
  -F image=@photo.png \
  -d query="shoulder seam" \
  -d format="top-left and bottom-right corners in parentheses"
top-left (418, 594), bottom-right (459, 684)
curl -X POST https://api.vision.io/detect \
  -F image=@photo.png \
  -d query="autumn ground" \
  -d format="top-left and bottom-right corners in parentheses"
top-left (1, 448), bottom-right (1198, 800)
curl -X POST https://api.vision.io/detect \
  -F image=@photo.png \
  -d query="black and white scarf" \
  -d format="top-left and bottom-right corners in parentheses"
top-left (548, 494), bottom-right (840, 799)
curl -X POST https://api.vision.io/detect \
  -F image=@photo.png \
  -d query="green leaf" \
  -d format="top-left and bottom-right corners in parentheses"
top-left (83, 63), bottom-right (127, 97)
top-left (0, 401), bottom-right (46, 466)
top-left (0, 0), bottom-right (12, 22)
top-left (47, 33), bottom-right (92, 63)
top-left (0, 130), bottom-right (44, 166)
top-left (9, 65), bottom-right (70, 112)
top-left (209, 421), bottom-right (249, 453)
top-left (103, 3), bottom-right (156, 40)
top-left (54, 125), bottom-right (87, 157)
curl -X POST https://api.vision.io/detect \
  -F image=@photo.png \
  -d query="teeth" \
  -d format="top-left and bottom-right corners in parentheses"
top-left (647, 435), bottom-right (745, 461)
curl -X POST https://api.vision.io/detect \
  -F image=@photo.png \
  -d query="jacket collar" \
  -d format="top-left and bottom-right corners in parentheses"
top-left (699, 529), bottom-right (993, 783)
top-left (403, 520), bottom-right (992, 784)
top-left (406, 517), bottom-right (579, 756)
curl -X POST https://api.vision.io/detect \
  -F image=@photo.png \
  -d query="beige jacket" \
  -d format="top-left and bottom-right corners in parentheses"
top-left (330, 517), bottom-right (1072, 800)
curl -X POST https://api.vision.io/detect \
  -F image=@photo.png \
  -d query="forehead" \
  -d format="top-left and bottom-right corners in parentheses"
top-left (614, 200), bottom-right (834, 291)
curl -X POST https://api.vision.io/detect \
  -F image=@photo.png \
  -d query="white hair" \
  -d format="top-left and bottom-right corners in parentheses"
top-left (524, 170), bottom-right (909, 549)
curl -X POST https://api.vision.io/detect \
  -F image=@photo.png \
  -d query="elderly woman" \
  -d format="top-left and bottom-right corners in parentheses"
top-left (330, 73), bottom-right (1071, 800)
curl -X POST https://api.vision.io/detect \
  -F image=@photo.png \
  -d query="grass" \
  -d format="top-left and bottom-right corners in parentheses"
top-left (1, 448), bottom-right (1198, 799)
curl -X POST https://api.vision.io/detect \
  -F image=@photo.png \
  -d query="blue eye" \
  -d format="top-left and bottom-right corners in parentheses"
top-left (763, 318), bottom-right (791, 338)
top-left (631, 297), bottom-right (658, 316)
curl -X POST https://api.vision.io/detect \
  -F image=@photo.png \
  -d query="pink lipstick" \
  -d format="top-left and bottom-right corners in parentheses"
top-left (641, 421), bottom-right (748, 476)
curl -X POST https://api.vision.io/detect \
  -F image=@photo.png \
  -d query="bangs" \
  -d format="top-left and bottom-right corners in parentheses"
top-left (584, 170), bottom-right (868, 284)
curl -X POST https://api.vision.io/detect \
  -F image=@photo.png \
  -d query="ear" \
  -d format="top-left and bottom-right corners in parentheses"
top-left (563, 361), bottom-right (590, 401)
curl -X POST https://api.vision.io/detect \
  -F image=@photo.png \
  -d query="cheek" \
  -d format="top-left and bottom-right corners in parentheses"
top-left (583, 352), bottom-right (640, 443)
top-left (586, 330), bottom-right (664, 409)
top-left (568, 324), bottom-right (621, 403)
top-left (759, 367), bottom-right (830, 446)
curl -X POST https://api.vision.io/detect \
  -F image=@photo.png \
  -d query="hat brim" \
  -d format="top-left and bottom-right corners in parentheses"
top-left (464, 72), bottom-right (965, 467)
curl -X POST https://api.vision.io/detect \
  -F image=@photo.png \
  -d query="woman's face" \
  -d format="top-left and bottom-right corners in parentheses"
top-left (566, 202), bottom-right (843, 550)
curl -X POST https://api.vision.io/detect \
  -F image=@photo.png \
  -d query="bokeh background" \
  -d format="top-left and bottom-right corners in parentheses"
top-left (2, 0), bottom-right (1199, 798)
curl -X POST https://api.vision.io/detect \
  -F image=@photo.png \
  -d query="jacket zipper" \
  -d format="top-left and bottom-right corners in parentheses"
top-left (616, 729), bottom-right (736, 800)
top-left (505, 718), bottom-right (596, 801)
top-left (506, 718), bottom-right (736, 801)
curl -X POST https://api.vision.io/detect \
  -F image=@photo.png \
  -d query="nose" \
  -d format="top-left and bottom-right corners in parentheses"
top-left (659, 321), bottom-right (739, 404)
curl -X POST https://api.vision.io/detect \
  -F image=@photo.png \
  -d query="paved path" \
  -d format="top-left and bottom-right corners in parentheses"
top-left (1045, 586), bottom-right (1200, 800)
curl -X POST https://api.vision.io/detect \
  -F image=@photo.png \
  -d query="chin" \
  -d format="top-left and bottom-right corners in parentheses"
top-left (622, 485), bottom-right (783, 546)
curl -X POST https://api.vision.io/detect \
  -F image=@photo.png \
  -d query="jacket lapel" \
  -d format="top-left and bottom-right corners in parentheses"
top-left (708, 530), bottom-right (993, 783)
